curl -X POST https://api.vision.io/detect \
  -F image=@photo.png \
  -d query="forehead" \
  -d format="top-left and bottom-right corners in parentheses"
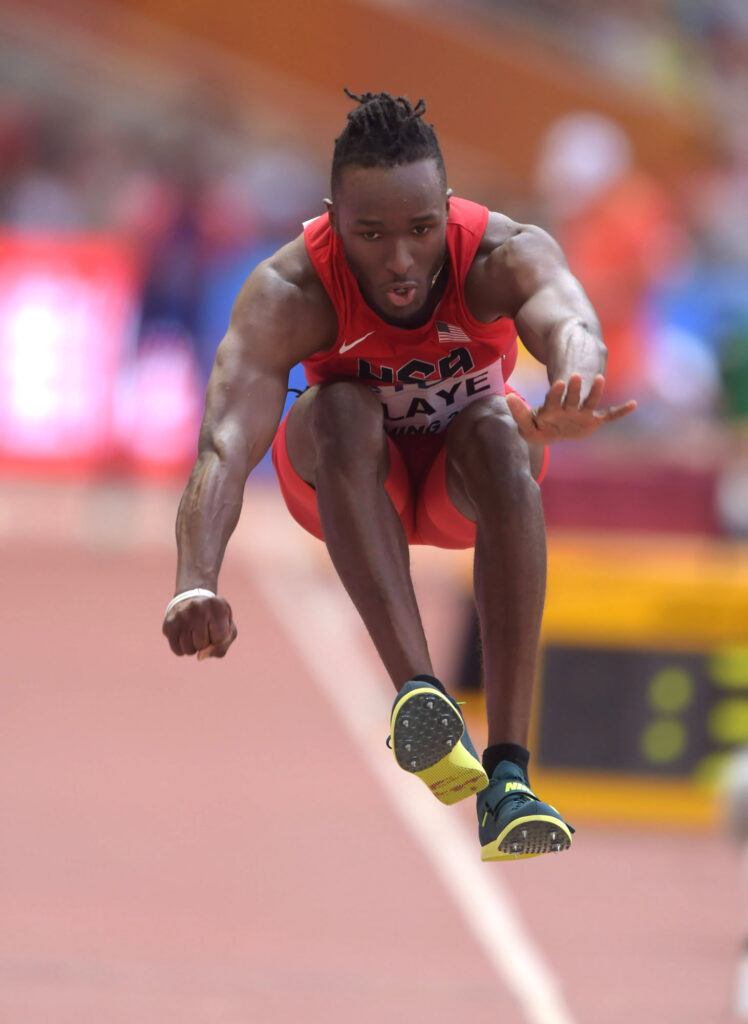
top-left (334, 159), bottom-right (446, 222)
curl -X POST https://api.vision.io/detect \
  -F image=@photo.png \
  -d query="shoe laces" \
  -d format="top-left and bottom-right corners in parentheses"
top-left (496, 791), bottom-right (534, 818)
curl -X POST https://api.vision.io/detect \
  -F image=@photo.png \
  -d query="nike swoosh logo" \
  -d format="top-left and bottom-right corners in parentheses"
top-left (339, 330), bottom-right (375, 354)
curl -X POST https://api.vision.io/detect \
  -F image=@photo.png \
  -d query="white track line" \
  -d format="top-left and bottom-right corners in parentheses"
top-left (239, 515), bottom-right (577, 1024)
top-left (1, 479), bottom-right (575, 1023)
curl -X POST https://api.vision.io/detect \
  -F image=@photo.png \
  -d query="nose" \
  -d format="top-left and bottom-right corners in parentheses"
top-left (384, 237), bottom-right (414, 277)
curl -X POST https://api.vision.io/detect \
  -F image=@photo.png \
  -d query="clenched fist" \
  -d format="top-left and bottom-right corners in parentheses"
top-left (162, 593), bottom-right (237, 660)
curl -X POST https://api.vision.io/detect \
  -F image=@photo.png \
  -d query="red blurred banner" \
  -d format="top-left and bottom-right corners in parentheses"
top-left (0, 233), bottom-right (203, 478)
top-left (0, 234), bottom-right (137, 473)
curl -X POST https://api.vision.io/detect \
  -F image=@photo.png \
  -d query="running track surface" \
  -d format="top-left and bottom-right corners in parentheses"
top-left (0, 478), bottom-right (743, 1023)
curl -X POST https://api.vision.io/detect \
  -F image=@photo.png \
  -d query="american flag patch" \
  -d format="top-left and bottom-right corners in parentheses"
top-left (436, 321), bottom-right (473, 344)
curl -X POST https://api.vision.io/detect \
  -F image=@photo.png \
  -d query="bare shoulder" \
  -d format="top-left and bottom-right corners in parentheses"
top-left (228, 233), bottom-right (338, 369)
top-left (476, 212), bottom-right (563, 263)
top-left (465, 212), bottom-right (568, 321)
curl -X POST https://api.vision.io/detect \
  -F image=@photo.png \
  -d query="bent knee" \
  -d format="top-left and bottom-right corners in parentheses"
top-left (449, 396), bottom-right (521, 454)
top-left (447, 396), bottom-right (532, 480)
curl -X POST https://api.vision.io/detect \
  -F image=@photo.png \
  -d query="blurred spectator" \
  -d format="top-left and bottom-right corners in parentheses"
top-left (2, 101), bottom-right (88, 231)
top-left (1, 1), bottom-right (746, 484)
top-left (196, 145), bottom-right (328, 380)
top-left (688, 153), bottom-right (748, 268)
top-left (0, 72), bottom-right (325, 476)
top-left (488, 0), bottom-right (748, 121)
top-left (533, 111), bottom-right (687, 406)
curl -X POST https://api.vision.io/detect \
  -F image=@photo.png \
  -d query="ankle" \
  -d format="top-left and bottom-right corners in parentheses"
top-left (482, 743), bottom-right (530, 781)
top-left (410, 673), bottom-right (447, 695)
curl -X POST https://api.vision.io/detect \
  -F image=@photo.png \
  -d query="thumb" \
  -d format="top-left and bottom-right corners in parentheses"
top-left (505, 393), bottom-right (537, 437)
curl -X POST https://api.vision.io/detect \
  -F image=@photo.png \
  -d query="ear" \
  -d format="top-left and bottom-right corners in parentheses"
top-left (445, 188), bottom-right (453, 216)
top-left (323, 198), bottom-right (339, 235)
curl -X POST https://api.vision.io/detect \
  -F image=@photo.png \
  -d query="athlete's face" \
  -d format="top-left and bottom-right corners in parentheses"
top-left (328, 158), bottom-right (450, 326)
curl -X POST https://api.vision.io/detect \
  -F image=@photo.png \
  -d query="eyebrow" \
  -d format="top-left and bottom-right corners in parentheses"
top-left (353, 212), bottom-right (439, 226)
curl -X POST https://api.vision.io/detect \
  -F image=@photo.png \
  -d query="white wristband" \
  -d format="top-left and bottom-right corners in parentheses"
top-left (164, 588), bottom-right (216, 617)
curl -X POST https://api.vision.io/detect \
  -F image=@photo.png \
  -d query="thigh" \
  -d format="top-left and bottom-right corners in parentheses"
top-left (444, 392), bottom-right (548, 521)
top-left (283, 384), bottom-right (321, 485)
top-left (271, 409), bottom-right (326, 541)
top-left (414, 392), bottom-right (549, 547)
top-left (506, 383), bottom-right (548, 483)
top-left (271, 386), bottom-right (418, 541)
top-left (284, 380), bottom-right (392, 483)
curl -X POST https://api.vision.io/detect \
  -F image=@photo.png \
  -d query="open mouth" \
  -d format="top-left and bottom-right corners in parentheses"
top-left (386, 283), bottom-right (418, 308)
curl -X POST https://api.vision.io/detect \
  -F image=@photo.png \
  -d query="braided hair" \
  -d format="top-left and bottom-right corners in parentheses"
top-left (331, 89), bottom-right (446, 193)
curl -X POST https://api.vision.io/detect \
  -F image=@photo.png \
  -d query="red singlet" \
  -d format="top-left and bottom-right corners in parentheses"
top-left (271, 197), bottom-right (547, 549)
top-left (303, 197), bottom-right (518, 436)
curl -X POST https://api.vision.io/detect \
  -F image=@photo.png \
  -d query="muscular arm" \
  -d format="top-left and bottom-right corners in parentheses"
top-left (466, 216), bottom-right (635, 441)
top-left (164, 236), bottom-right (336, 656)
top-left (468, 218), bottom-right (605, 384)
top-left (173, 324), bottom-right (288, 595)
top-left (509, 232), bottom-right (606, 385)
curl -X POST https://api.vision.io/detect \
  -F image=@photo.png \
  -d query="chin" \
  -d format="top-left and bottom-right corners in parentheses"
top-left (383, 296), bottom-right (427, 320)
top-left (382, 306), bottom-right (422, 325)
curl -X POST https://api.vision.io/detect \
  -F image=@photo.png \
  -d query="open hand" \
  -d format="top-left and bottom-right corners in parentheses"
top-left (506, 374), bottom-right (637, 444)
top-left (162, 594), bottom-right (237, 659)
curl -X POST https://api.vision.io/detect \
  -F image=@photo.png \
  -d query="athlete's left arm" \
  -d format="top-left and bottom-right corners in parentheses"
top-left (473, 221), bottom-right (636, 442)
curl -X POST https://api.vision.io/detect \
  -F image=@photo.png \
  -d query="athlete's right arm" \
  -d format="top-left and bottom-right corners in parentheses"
top-left (162, 236), bottom-right (336, 659)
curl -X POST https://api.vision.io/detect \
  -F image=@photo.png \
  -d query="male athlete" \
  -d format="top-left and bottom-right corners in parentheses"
top-left (162, 91), bottom-right (636, 861)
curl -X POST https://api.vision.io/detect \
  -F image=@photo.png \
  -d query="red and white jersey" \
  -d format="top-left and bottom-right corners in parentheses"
top-left (303, 196), bottom-right (518, 436)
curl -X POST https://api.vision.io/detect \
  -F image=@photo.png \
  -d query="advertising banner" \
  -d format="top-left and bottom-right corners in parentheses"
top-left (0, 234), bottom-right (139, 473)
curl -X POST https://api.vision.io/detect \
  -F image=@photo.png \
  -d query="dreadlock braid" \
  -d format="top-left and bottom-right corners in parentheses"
top-left (331, 89), bottom-right (446, 193)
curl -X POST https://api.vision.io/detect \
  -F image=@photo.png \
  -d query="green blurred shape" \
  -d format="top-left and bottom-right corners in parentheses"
top-left (708, 699), bottom-right (748, 744)
top-left (647, 666), bottom-right (694, 713)
top-left (640, 720), bottom-right (687, 764)
top-left (709, 647), bottom-right (748, 689)
top-left (692, 752), bottom-right (729, 787)
top-left (718, 322), bottom-right (748, 420)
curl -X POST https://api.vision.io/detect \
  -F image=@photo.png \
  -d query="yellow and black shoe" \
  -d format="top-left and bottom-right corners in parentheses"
top-left (389, 677), bottom-right (488, 805)
top-left (478, 761), bottom-right (574, 861)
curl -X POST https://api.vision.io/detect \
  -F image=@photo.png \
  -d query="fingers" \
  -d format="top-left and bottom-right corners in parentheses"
top-left (209, 622), bottom-right (238, 659)
top-left (542, 378), bottom-right (566, 414)
top-left (596, 399), bottom-right (638, 423)
top-left (201, 617), bottom-right (238, 659)
top-left (505, 392), bottom-right (540, 440)
top-left (554, 373), bottom-right (605, 410)
top-left (163, 625), bottom-right (188, 657)
top-left (179, 632), bottom-right (199, 657)
top-left (162, 595), bottom-right (236, 660)
top-left (580, 374), bottom-right (605, 409)
top-left (563, 374), bottom-right (583, 409)
top-left (189, 618), bottom-right (212, 653)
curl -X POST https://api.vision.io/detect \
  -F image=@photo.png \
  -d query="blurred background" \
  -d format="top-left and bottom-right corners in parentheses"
top-left (2, 0), bottom-right (748, 1021)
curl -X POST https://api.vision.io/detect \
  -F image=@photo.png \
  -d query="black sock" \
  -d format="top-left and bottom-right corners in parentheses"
top-left (411, 673), bottom-right (447, 695)
top-left (482, 743), bottom-right (530, 782)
